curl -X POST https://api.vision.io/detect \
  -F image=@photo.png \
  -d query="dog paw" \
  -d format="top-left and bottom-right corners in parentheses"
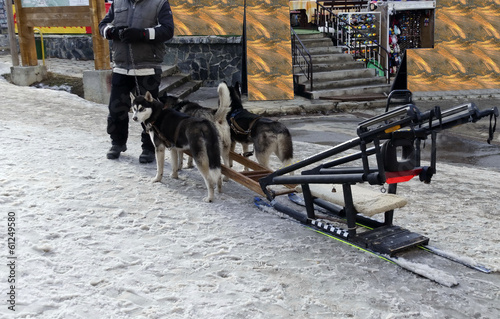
top-left (151, 177), bottom-right (162, 183)
top-left (203, 196), bottom-right (213, 203)
top-left (170, 173), bottom-right (179, 179)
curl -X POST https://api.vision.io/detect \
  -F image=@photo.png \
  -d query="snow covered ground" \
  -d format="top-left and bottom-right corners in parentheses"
top-left (0, 61), bottom-right (499, 318)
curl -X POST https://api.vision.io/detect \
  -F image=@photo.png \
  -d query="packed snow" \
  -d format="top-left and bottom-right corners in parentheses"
top-left (0, 61), bottom-right (499, 318)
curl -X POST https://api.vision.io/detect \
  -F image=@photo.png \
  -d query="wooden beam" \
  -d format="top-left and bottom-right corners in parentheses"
top-left (221, 164), bottom-right (265, 196)
top-left (229, 151), bottom-right (270, 171)
top-left (223, 151), bottom-right (296, 196)
top-left (23, 7), bottom-right (92, 27)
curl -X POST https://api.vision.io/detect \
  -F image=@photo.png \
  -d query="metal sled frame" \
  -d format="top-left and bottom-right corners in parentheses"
top-left (254, 92), bottom-right (498, 256)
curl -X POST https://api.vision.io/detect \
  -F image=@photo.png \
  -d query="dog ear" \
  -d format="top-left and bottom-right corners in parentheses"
top-left (145, 91), bottom-right (154, 102)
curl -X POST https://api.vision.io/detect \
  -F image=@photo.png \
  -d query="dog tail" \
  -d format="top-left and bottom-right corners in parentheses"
top-left (216, 82), bottom-right (231, 122)
top-left (203, 123), bottom-right (222, 190)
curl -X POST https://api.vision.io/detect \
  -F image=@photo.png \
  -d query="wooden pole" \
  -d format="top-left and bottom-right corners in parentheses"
top-left (4, 0), bottom-right (19, 66)
top-left (89, 0), bottom-right (110, 70)
top-left (13, 0), bottom-right (38, 66)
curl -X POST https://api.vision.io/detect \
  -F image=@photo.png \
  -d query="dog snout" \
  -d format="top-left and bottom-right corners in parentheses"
top-left (132, 116), bottom-right (138, 121)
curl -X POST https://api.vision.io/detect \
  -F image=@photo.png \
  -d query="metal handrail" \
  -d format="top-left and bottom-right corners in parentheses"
top-left (315, 2), bottom-right (338, 38)
top-left (291, 28), bottom-right (313, 92)
top-left (316, 0), bottom-right (365, 13)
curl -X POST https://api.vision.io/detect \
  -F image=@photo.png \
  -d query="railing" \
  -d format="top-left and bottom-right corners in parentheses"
top-left (291, 28), bottom-right (313, 92)
top-left (317, 0), bottom-right (366, 13)
top-left (315, 2), bottom-right (339, 38)
top-left (315, 0), bottom-right (366, 33)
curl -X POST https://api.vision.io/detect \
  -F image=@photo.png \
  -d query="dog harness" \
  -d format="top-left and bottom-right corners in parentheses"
top-left (146, 119), bottom-right (186, 149)
top-left (228, 109), bottom-right (261, 136)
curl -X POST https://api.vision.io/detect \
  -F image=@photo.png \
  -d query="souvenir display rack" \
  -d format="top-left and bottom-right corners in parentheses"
top-left (375, 1), bottom-right (436, 75)
top-left (337, 12), bottom-right (381, 65)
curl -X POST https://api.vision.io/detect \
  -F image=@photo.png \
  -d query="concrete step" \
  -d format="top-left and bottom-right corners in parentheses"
top-left (296, 68), bottom-right (378, 83)
top-left (319, 93), bottom-right (388, 102)
top-left (167, 80), bottom-right (203, 99)
top-left (160, 65), bottom-right (179, 77)
top-left (307, 83), bottom-right (392, 99)
top-left (305, 46), bottom-right (344, 55)
top-left (303, 76), bottom-right (387, 91)
top-left (294, 61), bottom-right (365, 73)
top-left (311, 53), bottom-right (356, 64)
top-left (294, 32), bottom-right (325, 40)
top-left (299, 38), bottom-right (335, 48)
top-left (159, 74), bottom-right (189, 91)
top-left (159, 70), bottom-right (202, 99)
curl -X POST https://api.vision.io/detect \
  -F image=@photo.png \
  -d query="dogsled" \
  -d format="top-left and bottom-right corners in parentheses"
top-left (224, 90), bottom-right (498, 286)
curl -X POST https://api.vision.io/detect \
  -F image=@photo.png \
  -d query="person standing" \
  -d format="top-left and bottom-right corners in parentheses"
top-left (99, 0), bottom-right (174, 162)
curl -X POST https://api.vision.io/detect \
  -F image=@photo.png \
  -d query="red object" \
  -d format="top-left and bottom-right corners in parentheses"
top-left (385, 168), bottom-right (423, 184)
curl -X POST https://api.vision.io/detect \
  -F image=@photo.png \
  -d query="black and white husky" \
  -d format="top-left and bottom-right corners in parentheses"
top-left (131, 92), bottom-right (222, 202)
top-left (160, 83), bottom-right (232, 178)
top-left (221, 82), bottom-right (294, 171)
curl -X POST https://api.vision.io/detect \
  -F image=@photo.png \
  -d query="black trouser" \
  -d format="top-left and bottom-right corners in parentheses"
top-left (107, 71), bottom-right (161, 151)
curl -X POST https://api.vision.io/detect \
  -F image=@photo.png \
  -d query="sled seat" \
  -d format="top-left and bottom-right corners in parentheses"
top-left (300, 184), bottom-right (408, 217)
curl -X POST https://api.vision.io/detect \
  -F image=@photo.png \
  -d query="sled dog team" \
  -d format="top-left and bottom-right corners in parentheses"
top-left (130, 82), bottom-right (294, 202)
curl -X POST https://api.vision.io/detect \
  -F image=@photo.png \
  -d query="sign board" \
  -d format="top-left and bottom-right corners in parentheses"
top-left (21, 0), bottom-right (89, 7)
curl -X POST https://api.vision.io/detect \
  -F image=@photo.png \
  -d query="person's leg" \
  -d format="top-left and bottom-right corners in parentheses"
top-left (106, 73), bottom-right (135, 159)
top-left (137, 70), bottom-right (162, 163)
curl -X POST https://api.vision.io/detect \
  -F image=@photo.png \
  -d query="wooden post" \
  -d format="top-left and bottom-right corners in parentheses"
top-left (4, 0), bottom-right (19, 66)
top-left (89, 0), bottom-right (110, 70)
top-left (13, 0), bottom-right (37, 66)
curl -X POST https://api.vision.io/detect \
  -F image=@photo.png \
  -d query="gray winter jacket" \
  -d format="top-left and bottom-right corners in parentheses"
top-left (99, 0), bottom-right (174, 72)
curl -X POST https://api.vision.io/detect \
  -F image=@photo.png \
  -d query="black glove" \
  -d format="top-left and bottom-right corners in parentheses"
top-left (105, 26), bottom-right (127, 40)
top-left (120, 28), bottom-right (148, 43)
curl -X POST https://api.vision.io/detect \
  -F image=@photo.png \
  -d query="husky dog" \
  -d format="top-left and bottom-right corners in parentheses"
top-left (131, 92), bottom-right (222, 202)
top-left (222, 82), bottom-right (294, 171)
top-left (160, 83), bottom-right (231, 178)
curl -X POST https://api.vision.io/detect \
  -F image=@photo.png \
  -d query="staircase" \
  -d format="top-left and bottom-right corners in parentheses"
top-left (158, 65), bottom-right (202, 99)
top-left (294, 32), bottom-right (391, 101)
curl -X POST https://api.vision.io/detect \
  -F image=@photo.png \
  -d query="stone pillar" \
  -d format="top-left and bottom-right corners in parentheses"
top-left (83, 69), bottom-right (112, 104)
top-left (10, 65), bottom-right (47, 86)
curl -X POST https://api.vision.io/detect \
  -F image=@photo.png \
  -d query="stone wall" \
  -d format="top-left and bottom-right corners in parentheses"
top-left (40, 35), bottom-right (95, 60)
top-left (36, 35), bottom-right (243, 87)
top-left (164, 36), bottom-right (243, 87)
